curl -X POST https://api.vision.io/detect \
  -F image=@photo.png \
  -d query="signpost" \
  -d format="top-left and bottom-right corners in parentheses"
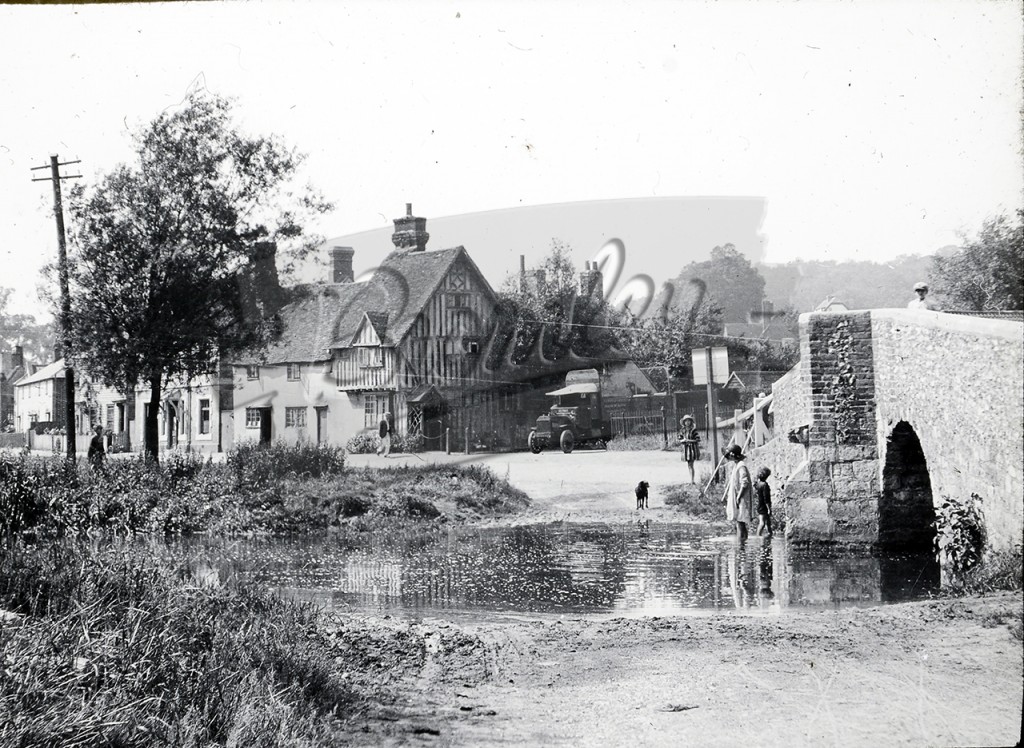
top-left (692, 346), bottom-right (729, 482)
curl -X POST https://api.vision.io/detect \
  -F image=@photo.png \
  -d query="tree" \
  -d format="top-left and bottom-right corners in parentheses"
top-left (672, 244), bottom-right (766, 324)
top-left (0, 288), bottom-right (54, 363)
top-left (619, 279), bottom-right (723, 380)
top-left (67, 91), bottom-right (330, 461)
top-left (493, 240), bottom-right (621, 368)
top-left (931, 212), bottom-right (1024, 311)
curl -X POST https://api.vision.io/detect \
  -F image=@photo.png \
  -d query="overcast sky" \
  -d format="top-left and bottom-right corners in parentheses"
top-left (1, 0), bottom-right (1021, 319)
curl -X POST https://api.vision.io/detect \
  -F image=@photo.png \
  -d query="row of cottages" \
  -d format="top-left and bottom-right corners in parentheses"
top-left (12, 205), bottom-right (660, 454)
top-left (230, 205), bottom-right (660, 452)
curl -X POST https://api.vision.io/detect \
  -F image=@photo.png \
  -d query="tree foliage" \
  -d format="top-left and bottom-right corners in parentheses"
top-left (0, 288), bottom-right (54, 364)
top-left (493, 240), bottom-right (621, 368)
top-left (673, 244), bottom-right (766, 324)
top-left (931, 211), bottom-right (1024, 312)
top-left (619, 279), bottom-right (723, 379)
top-left (67, 91), bottom-right (330, 459)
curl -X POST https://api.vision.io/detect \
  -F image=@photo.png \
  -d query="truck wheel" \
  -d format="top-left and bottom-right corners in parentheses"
top-left (528, 432), bottom-right (543, 454)
top-left (560, 430), bottom-right (575, 454)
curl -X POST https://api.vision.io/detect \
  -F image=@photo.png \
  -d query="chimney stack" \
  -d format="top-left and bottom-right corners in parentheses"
top-left (13, 345), bottom-right (24, 371)
top-left (579, 260), bottom-right (603, 300)
top-left (391, 203), bottom-right (430, 252)
top-left (329, 246), bottom-right (355, 283)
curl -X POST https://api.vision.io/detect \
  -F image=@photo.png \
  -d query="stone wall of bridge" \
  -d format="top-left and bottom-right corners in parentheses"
top-left (773, 309), bottom-right (1023, 553)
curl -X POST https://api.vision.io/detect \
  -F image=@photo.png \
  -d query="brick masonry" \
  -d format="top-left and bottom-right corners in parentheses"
top-left (776, 309), bottom-right (1024, 552)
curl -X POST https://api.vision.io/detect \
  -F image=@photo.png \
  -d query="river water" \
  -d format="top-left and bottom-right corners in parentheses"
top-left (171, 521), bottom-right (940, 619)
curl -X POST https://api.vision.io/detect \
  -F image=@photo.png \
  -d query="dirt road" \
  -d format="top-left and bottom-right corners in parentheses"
top-left (333, 594), bottom-right (1023, 747)
top-left (347, 449), bottom-right (712, 520)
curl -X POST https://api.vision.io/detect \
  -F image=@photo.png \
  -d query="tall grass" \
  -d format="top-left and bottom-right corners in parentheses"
top-left (0, 542), bottom-right (349, 747)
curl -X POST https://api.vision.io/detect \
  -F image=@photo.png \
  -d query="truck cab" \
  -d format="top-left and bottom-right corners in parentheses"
top-left (528, 369), bottom-right (612, 454)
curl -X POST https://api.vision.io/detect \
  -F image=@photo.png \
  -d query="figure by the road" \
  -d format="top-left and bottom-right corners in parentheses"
top-left (722, 444), bottom-right (753, 541)
top-left (755, 466), bottom-right (773, 537)
top-left (87, 425), bottom-right (106, 468)
top-left (907, 281), bottom-right (935, 310)
top-left (376, 412), bottom-right (392, 457)
top-left (677, 415), bottom-right (701, 484)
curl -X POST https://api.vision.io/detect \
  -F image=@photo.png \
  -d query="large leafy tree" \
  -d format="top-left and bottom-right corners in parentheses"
top-left (931, 211), bottom-right (1024, 311)
top-left (492, 240), bottom-right (621, 369)
top-left (67, 92), bottom-right (330, 460)
top-left (0, 288), bottom-right (54, 363)
top-left (673, 243), bottom-right (766, 324)
top-left (619, 279), bottom-right (723, 380)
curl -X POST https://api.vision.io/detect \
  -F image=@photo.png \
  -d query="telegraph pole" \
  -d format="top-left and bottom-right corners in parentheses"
top-left (31, 155), bottom-right (81, 460)
top-left (704, 346), bottom-right (719, 482)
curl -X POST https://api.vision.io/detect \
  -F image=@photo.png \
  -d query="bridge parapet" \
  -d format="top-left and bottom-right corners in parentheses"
top-left (771, 308), bottom-right (1023, 553)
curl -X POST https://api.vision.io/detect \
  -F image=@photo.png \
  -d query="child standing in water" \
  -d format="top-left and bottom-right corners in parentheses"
top-left (755, 467), bottom-right (773, 537)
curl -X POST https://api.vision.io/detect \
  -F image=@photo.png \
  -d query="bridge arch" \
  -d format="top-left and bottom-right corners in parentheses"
top-left (879, 421), bottom-right (936, 551)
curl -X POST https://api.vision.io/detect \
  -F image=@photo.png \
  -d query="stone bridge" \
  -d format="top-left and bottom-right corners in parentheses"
top-left (753, 309), bottom-right (1023, 553)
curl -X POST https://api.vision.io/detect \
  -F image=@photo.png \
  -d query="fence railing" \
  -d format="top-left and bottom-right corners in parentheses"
top-left (610, 413), bottom-right (665, 438)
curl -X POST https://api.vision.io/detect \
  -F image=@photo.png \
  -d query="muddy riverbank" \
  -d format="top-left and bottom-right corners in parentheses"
top-left (329, 592), bottom-right (1023, 746)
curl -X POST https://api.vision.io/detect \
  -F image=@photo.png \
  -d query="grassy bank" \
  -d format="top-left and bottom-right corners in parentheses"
top-left (0, 445), bottom-right (530, 538)
top-left (0, 542), bottom-right (353, 746)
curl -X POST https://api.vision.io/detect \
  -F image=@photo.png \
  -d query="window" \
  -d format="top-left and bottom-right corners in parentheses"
top-left (358, 347), bottom-right (383, 368)
top-left (447, 293), bottom-right (470, 308)
top-left (287, 364), bottom-right (302, 381)
top-left (245, 408), bottom-right (261, 429)
top-left (285, 406), bottom-right (307, 428)
top-left (199, 399), bottom-right (211, 434)
top-left (364, 394), bottom-right (387, 428)
top-left (246, 365), bottom-right (260, 380)
top-left (44, 411), bottom-right (50, 422)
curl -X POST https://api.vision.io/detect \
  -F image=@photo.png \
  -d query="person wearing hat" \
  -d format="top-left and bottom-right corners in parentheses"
top-left (722, 443), bottom-right (754, 541)
top-left (907, 282), bottom-right (934, 310)
top-left (677, 415), bottom-right (701, 484)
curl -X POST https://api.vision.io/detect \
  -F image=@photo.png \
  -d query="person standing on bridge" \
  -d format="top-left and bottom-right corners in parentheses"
top-left (723, 444), bottom-right (753, 541)
top-left (907, 282), bottom-right (935, 310)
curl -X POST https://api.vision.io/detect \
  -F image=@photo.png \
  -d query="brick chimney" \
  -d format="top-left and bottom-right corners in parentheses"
top-left (391, 203), bottom-right (430, 252)
top-left (329, 246), bottom-right (355, 283)
top-left (579, 261), bottom-right (603, 300)
top-left (13, 345), bottom-right (24, 371)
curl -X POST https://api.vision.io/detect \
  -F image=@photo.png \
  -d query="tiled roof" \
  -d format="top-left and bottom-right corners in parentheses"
top-left (244, 245), bottom-right (494, 364)
top-left (331, 246), bottom-right (488, 348)
top-left (15, 358), bottom-right (66, 386)
top-left (256, 283), bottom-right (365, 364)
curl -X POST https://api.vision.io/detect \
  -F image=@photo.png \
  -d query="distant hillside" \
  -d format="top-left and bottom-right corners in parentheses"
top-left (759, 255), bottom-right (936, 312)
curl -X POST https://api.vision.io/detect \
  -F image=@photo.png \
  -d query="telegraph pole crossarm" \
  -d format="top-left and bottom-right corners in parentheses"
top-left (31, 155), bottom-right (81, 461)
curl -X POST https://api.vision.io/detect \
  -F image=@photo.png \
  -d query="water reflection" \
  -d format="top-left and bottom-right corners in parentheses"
top-left (166, 522), bottom-right (941, 618)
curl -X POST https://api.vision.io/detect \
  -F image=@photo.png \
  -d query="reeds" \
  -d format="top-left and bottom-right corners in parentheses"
top-left (0, 542), bottom-right (349, 747)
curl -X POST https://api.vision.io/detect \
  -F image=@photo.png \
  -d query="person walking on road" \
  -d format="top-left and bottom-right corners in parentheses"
top-left (88, 425), bottom-right (106, 468)
top-left (677, 415), bottom-right (701, 484)
top-left (722, 444), bottom-right (753, 542)
top-left (376, 412), bottom-right (392, 457)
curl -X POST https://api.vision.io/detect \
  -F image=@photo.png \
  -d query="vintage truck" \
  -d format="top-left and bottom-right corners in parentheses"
top-left (527, 368), bottom-right (612, 454)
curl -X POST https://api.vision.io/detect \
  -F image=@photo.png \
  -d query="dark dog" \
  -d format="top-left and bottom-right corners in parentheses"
top-left (635, 481), bottom-right (649, 510)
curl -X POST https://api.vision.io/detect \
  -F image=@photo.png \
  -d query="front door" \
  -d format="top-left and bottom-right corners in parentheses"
top-left (259, 407), bottom-right (272, 444)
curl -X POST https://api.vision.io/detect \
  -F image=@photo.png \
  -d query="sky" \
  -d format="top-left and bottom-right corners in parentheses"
top-left (0, 0), bottom-right (1021, 320)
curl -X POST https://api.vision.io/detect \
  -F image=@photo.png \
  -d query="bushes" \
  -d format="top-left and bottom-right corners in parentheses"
top-left (0, 543), bottom-right (350, 747)
top-left (606, 433), bottom-right (666, 451)
top-left (933, 493), bottom-right (987, 580)
top-left (0, 446), bottom-right (529, 537)
top-left (345, 432), bottom-right (424, 454)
